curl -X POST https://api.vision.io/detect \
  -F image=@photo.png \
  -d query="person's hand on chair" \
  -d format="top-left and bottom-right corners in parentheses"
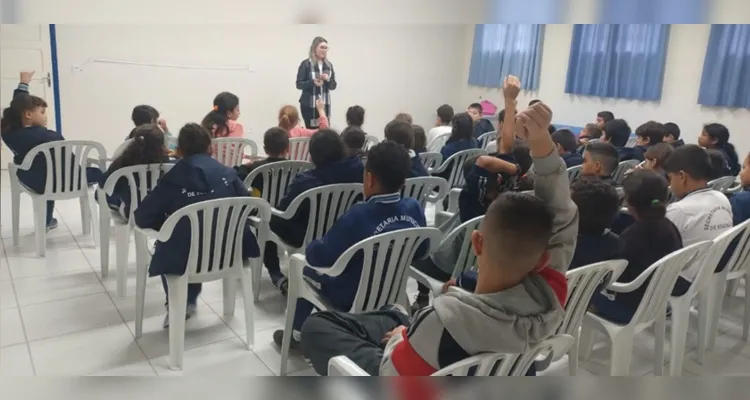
top-left (442, 279), bottom-right (457, 294)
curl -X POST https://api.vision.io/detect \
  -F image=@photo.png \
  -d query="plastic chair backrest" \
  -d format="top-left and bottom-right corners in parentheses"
top-left (439, 215), bottom-right (483, 278)
top-left (567, 165), bottom-right (582, 182)
top-left (684, 219), bottom-right (750, 295)
top-left (339, 228), bottom-right (442, 313)
top-left (625, 136), bottom-right (637, 148)
top-left (708, 176), bottom-right (736, 193)
top-left (100, 163), bottom-right (174, 220)
top-left (285, 183), bottom-right (363, 248)
top-left (154, 197), bottom-right (271, 279)
top-left (418, 152), bottom-right (443, 170)
top-left (362, 135), bottom-right (379, 151)
top-left (720, 220), bottom-right (750, 278)
top-left (433, 149), bottom-right (488, 189)
top-left (244, 160), bottom-right (313, 207)
top-left (15, 140), bottom-right (106, 196)
top-left (477, 131), bottom-right (498, 150)
top-left (613, 160), bottom-right (639, 185)
top-left (288, 137), bottom-right (312, 162)
top-left (402, 176), bottom-right (450, 209)
top-left (113, 139), bottom-right (133, 160)
top-left (212, 137), bottom-right (258, 167)
top-left (426, 132), bottom-right (451, 153)
top-left (509, 334), bottom-right (575, 376)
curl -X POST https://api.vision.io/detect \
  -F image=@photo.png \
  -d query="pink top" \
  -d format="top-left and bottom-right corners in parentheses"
top-left (288, 115), bottom-right (329, 138)
top-left (211, 120), bottom-right (246, 165)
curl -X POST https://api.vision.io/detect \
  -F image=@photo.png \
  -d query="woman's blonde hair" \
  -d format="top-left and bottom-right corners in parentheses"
top-left (309, 36), bottom-right (331, 68)
top-left (278, 105), bottom-right (300, 131)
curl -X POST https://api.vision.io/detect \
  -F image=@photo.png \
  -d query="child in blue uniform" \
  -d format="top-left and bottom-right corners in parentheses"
top-left (133, 123), bottom-right (260, 328)
top-left (384, 119), bottom-right (428, 177)
top-left (273, 140), bottom-right (428, 349)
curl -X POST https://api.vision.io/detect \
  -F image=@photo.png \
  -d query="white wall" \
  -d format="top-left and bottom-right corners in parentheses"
top-left (460, 22), bottom-right (750, 153)
top-left (54, 25), bottom-right (467, 156)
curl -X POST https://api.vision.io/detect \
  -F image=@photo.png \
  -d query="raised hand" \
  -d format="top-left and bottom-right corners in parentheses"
top-left (503, 75), bottom-right (521, 100)
top-left (20, 71), bottom-right (35, 84)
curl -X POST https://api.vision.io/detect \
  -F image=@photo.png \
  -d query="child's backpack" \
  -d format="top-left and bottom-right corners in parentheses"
top-left (479, 99), bottom-right (497, 117)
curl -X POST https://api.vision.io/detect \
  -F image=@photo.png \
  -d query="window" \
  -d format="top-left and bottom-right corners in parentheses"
top-left (698, 24), bottom-right (750, 108)
top-left (467, 24), bottom-right (545, 90)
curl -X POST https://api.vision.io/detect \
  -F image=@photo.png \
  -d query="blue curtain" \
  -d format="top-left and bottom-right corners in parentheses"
top-left (565, 24), bottom-right (670, 101)
top-left (698, 25), bottom-right (750, 108)
top-left (468, 24), bottom-right (545, 90)
top-left (599, 0), bottom-right (706, 23)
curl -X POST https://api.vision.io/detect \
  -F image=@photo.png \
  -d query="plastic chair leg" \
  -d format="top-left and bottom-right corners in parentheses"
top-left (115, 224), bottom-right (130, 297)
top-left (88, 190), bottom-right (99, 247)
top-left (279, 270), bottom-right (301, 376)
top-left (167, 274), bottom-right (188, 371)
top-left (609, 331), bottom-right (634, 376)
top-left (568, 336), bottom-right (579, 376)
top-left (80, 195), bottom-right (91, 236)
top-left (707, 277), bottom-right (727, 350)
top-left (252, 258), bottom-right (262, 303)
top-left (654, 308), bottom-right (666, 376)
top-left (134, 234), bottom-right (150, 339)
top-left (697, 290), bottom-right (710, 364)
top-left (240, 268), bottom-right (255, 350)
top-left (99, 210), bottom-right (111, 278)
top-left (669, 299), bottom-right (690, 376)
top-left (11, 182), bottom-right (20, 247)
top-left (222, 278), bottom-right (237, 316)
top-left (578, 324), bottom-right (597, 361)
top-left (32, 198), bottom-right (47, 258)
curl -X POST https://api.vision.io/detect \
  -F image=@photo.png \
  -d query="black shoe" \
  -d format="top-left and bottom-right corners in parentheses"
top-left (273, 276), bottom-right (289, 297)
top-left (410, 293), bottom-right (430, 315)
top-left (273, 329), bottom-right (300, 350)
top-left (46, 218), bottom-right (59, 231)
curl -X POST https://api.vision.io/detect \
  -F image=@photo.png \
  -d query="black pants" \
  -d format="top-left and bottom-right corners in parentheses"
top-left (300, 104), bottom-right (331, 129)
top-left (263, 215), bottom-right (305, 281)
top-left (412, 257), bottom-right (453, 296)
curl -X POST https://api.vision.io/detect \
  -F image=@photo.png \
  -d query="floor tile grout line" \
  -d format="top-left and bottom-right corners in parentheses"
top-left (1, 237), bottom-right (38, 375)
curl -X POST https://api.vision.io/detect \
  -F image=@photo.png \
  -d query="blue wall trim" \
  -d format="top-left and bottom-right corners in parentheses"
top-left (49, 24), bottom-right (62, 134)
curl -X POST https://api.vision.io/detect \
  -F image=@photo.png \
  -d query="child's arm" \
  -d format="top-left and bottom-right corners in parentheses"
top-left (498, 76), bottom-right (520, 154)
top-left (14, 71), bottom-right (34, 98)
top-left (521, 103), bottom-right (578, 276)
top-left (475, 155), bottom-right (518, 175)
top-left (296, 100), bottom-right (329, 137)
top-left (305, 209), bottom-right (357, 268)
top-left (133, 182), bottom-right (174, 231)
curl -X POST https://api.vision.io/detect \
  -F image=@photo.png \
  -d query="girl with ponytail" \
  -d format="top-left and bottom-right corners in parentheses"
top-left (588, 169), bottom-right (685, 324)
top-left (201, 92), bottom-right (244, 165)
top-left (278, 97), bottom-right (328, 138)
top-left (699, 123), bottom-right (741, 176)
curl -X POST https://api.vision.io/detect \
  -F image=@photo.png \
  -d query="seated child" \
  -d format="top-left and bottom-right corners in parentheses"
top-left (279, 98), bottom-right (329, 138)
top-left (602, 119), bottom-right (641, 162)
top-left (438, 113), bottom-right (479, 164)
top-left (642, 142), bottom-right (674, 180)
top-left (1, 71), bottom-right (103, 230)
top-left (633, 121), bottom-right (666, 158)
top-left (577, 123), bottom-right (603, 152)
top-left (706, 149), bottom-right (732, 179)
top-left (596, 111), bottom-right (615, 129)
top-left (699, 123), bottom-right (741, 176)
top-left (341, 127), bottom-right (367, 159)
top-left (412, 124), bottom-right (427, 154)
top-left (394, 113), bottom-right (413, 124)
top-left (590, 170), bottom-right (683, 324)
top-left (344, 105), bottom-right (365, 131)
top-left (234, 127), bottom-right (290, 200)
top-left (568, 178), bottom-right (622, 270)
top-left (384, 119), bottom-right (428, 177)
top-left (266, 129), bottom-right (365, 292)
top-left (133, 123), bottom-right (260, 328)
top-left (427, 104), bottom-right (453, 146)
top-left (202, 92), bottom-right (245, 165)
top-left (128, 105), bottom-right (175, 150)
top-left (580, 141), bottom-right (620, 186)
top-left (299, 102), bottom-right (577, 376)
top-left (664, 145), bottom-right (733, 281)
top-left (273, 141), bottom-right (427, 349)
top-left (551, 129), bottom-right (583, 167)
top-left (99, 124), bottom-right (172, 218)
top-left (664, 122), bottom-right (684, 148)
top-left (729, 152), bottom-right (750, 224)
top-left (466, 102), bottom-right (494, 139)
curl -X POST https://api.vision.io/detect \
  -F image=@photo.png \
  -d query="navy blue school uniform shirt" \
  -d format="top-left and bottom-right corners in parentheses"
top-left (302, 192), bottom-right (428, 309)
top-left (408, 150), bottom-right (428, 178)
top-left (617, 146), bottom-right (644, 162)
top-left (133, 154), bottom-right (259, 277)
top-left (670, 139), bottom-right (685, 148)
top-left (459, 153), bottom-right (520, 223)
top-left (718, 148), bottom-right (741, 176)
top-left (439, 138), bottom-right (479, 161)
top-left (561, 152), bottom-right (583, 168)
top-left (473, 119), bottom-right (494, 140)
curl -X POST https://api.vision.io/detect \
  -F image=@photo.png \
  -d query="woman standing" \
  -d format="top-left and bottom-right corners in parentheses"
top-left (296, 36), bottom-right (337, 129)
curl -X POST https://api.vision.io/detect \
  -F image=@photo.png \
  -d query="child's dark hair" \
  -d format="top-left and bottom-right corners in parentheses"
top-left (412, 124), bottom-right (427, 151)
top-left (644, 142), bottom-right (674, 170)
top-left (551, 129), bottom-right (578, 153)
top-left (511, 140), bottom-right (533, 175)
top-left (394, 113), bottom-right (413, 124)
top-left (1, 94), bottom-right (47, 134)
top-left (437, 104), bottom-right (454, 125)
top-left (468, 103), bottom-right (482, 113)
top-left (584, 123), bottom-right (603, 139)
top-left (131, 105), bottom-right (159, 127)
top-left (109, 124), bottom-right (168, 172)
top-left (485, 192), bottom-right (555, 266)
top-left (597, 111), bottom-right (615, 123)
top-left (345, 105), bottom-right (365, 127)
top-left (603, 119), bottom-right (632, 147)
top-left (449, 113), bottom-right (474, 142)
top-left (263, 127), bottom-right (290, 156)
top-left (177, 123), bottom-right (212, 157)
top-left (384, 119), bottom-right (414, 149)
top-left (703, 123), bottom-right (740, 175)
top-left (635, 121), bottom-right (666, 145)
top-left (570, 178), bottom-right (620, 235)
top-left (309, 129), bottom-right (346, 167)
top-left (342, 127), bottom-right (367, 150)
top-left (201, 92), bottom-right (239, 138)
top-left (706, 149), bottom-right (730, 180)
top-left (365, 141), bottom-right (411, 193)
top-left (663, 145), bottom-right (714, 181)
top-left (622, 169), bottom-right (670, 224)
top-left (664, 122), bottom-right (680, 140)
top-left (548, 125), bottom-right (556, 135)
top-left (586, 141), bottom-right (620, 176)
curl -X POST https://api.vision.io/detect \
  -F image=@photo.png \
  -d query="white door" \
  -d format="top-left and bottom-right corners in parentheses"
top-left (0, 24), bottom-right (54, 170)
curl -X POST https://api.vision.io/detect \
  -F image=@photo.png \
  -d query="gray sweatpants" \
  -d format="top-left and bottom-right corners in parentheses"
top-left (299, 309), bottom-right (411, 376)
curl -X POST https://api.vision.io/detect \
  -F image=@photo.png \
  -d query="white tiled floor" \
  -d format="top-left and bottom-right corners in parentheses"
top-left (1, 172), bottom-right (749, 377)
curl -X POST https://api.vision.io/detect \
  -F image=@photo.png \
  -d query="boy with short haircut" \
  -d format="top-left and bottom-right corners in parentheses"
top-left (273, 141), bottom-right (427, 349)
top-left (467, 102), bottom-right (495, 139)
top-left (427, 104), bottom-right (454, 146)
top-left (341, 126), bottom-right (367, 159)
top-left (235, 127), bottom-right (290, 198)
top-left (578, 123), bottom-right (603, 150)
top-left (633, 121), bottom-right (666, 159)
top-left (664, 122), bottom-right (683, 148)
top-left (265, 129), bottom-right (365, 292)
top-left (300, 101), bottom-right (578, 376)
top-left (345, 105), bottom-right (365, 130)
top-left (581, 141), bottom-right (620, 186)
top-left (412, 124), bottom-right (428, 154)
top-left (394, 112), bottom-right (413, 124)
top-left (551, 129), bottom-right (583, 167)
top-left (596, 111), bottom-right (615, 129)
top-left (602, 118), bottom-right (641, 162)
top-left (664, 144), bottom-right (733, 281)
top-left (384, 119), bottom-right (428, 177)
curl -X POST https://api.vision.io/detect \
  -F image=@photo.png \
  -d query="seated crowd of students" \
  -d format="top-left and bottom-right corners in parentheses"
top-left (3, 70), bottom-right (749, 377)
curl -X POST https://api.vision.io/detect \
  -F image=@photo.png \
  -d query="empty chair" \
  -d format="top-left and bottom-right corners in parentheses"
top-left (418, 152), bottom-right (443, 170)
top-left (567, 165), bottom-right (583, 182)
top-left (477, 130), bottom-right (498, 150)
top-left (9, 140), bottom-right (106, 257)
top-left (133, 197), bottom-right (270, 370)
top-left (426, 131), bottom-right (450, 153)
top-left (612, 160), bottom-right (639, 185)
top-left (708, 176), bottom-right (737, 193)
top-left (281, 227), bottom-right (442, 375)
top-left (212, 137), bottom-right (258, 167)
top-left (579, 241), bottom-right (711, 376)
top-left (431, 148), bottom-right (487, 189)
top-left (288, 137), bottom-right (312, 162)
top-left (402, 176), bottom-right (450, 209)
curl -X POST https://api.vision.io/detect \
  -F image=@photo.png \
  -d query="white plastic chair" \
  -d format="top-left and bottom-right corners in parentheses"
top-left (97, 163), bottom-right (174, 297)
top-left (281, 227), bottom-right (442, 375)
top-left (426, 132), bottom-right (450, 153)
top-left (567, 165), bottom-right (583, 182)
top-left (111, 139), bottom-right (132, 161)
top-left (409, 216), bottom-right (483, 295)
top-left (625, 136), bottom-right (638, 148)
top-left (477, 130), bottom-right (498, 150)
top-left (430, 148), bottom-right (487, 189)
top-left (402, 177), bottom-right (450, 209)
top-left (418, 152), bottom-right (443, 170)
top-left (9, 140), bottom-right (106, 257)
top-left (362, 135), bottom-right (379, 151)
top-left (662, 220), bottom-right (750, 376)
top-left (212, 137), bottom-right (258, 167)
top-left (132, 197), bottom-right (270, 370)
top-left (707, 176), bottom-right (737, 193)
top-left (434, 188), bottom-right (461, 227)
top-left (579, 241), bottom-right (711, 376)
top-left (612, 160), bottom-right (639, 185)
top-left (243, 160), bottom-right (313, 207)
top-left (328, 334), bottom-right (574, 377)
top-left (535, 260), bottom-right (628, 376)
top-left (288, 137), bottom-right (312, 162)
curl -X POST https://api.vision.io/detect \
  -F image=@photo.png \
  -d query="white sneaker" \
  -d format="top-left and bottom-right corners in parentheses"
top-left (162, 304), bottom-right (198, 329)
